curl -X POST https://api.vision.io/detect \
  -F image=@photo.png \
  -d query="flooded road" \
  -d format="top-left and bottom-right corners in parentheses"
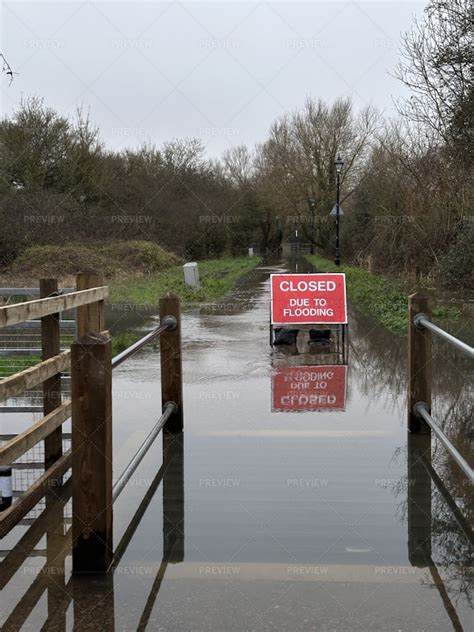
top-left (1, 259), bottom-right (472, 631)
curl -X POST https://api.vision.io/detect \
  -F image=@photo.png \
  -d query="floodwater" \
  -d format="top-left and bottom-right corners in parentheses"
top-left (1, 257), bottom-right (472, 631)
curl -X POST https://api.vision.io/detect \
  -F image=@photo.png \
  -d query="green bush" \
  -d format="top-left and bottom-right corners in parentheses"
top-left (8, 241), bottom-right (180, 279)
top-left (437, 223), bottom-right (474, 290)
top-left (99, 241), bottom-right (180, 275)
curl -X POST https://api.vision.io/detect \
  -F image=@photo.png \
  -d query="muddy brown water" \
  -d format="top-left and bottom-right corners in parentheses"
top-left (1, 258), bottom-right (472, 631)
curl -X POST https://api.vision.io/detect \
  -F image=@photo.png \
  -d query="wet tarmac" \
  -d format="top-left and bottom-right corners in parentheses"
top-left (1, 258), bottom-right (472, 631)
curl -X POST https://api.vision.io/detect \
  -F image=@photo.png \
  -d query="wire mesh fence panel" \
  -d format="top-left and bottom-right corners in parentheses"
top-left (9, 437), bottom-right (72, 521)
top-left (0, 290), bottom-right (76, 384)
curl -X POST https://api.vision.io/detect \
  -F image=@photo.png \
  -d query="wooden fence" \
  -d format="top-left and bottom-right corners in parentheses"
top-left (0, 271), bottom-right (183, 574)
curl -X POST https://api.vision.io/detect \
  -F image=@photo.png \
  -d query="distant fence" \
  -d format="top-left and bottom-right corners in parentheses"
top-left (408, 292), bottom-right (473, 482)
top-left (0, 287), bottom-right (76, 353)
top-left (0, 272), bottom-right (184, 574)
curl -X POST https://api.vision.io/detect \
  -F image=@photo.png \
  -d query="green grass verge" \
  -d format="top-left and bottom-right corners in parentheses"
top-left (111, 332), bottom-right (140, 355)
top-left (109, 256), bottom-right (261, 305)
top-left (0, 257), bottom-right (261, 378)
top-left (305, 254), bottom-right (459, 335)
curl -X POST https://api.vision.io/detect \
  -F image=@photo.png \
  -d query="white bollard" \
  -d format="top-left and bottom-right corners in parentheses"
top-left (183, 262), bottom-right (200, 289)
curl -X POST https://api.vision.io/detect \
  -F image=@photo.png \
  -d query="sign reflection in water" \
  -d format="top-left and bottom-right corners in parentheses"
top-left (272, 365), bottom-right (347, 412)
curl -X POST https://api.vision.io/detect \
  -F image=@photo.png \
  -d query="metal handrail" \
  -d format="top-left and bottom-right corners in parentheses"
top-left (111, 316), bottom-right (176, 369)
top-left (414, 314), bottom-right (474, 358)
top-left (111, 315), bottom-right (179, 501)
top-left (112, 402), bottom-right (177, 502)
top-left (414, 403), bottom-right (474, 482)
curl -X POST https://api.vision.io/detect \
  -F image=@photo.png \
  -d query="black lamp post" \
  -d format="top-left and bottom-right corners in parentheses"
top-left (334, 154), bottom-right (344, 266)
top-left (307, 197), bottom-right (316, 254)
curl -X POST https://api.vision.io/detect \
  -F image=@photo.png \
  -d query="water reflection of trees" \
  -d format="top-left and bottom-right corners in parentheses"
top-left (349, 307), bottom-right (473, 446)
top-left (430, 508), bottom-right (473, 609)
top-left (392, 436), bottom-right (473, 611)
top-left (353, 304), bottom-right (473, 612)
top-left (349, 307), bottom-right (406, 414)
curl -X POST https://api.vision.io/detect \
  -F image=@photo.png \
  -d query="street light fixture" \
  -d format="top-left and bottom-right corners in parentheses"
top-left (307, 197), bottom-right (316, 254)
top-left (334, 154), bottom-right (344, 266)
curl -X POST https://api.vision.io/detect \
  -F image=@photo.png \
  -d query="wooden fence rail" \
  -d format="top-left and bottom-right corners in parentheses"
top-left (0, 401), bottom-right (71, 466)
top-left (0, 286), bottom-right (108, 328)
top-left (0, 351), bottom-right (70, 402)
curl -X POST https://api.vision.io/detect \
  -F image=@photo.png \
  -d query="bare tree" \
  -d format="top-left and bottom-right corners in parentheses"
top-left (252, 98), bottom-right (377, 252)
top-left (222, 145), bottom-right (255, 187)
top-left (394, 0), bottom-right (473, 152)
top-left (161, 138), bottom-right (206, 172)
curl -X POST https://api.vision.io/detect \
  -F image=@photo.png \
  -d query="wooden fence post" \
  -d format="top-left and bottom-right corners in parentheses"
top-left (71, 332), bottom-right (113, 573)
top-left (162, 431), bottom-right (184, 563)
top-left (159, 294), bottom-right (183, 433)
top-left (407, 432), bottom-right (432, 566)
top-left (40, 279), bottom-right (63, 473)
top-left (408, 292), bottom-right (431, 433)
top-left (76, 271), bottom-right (105, 336)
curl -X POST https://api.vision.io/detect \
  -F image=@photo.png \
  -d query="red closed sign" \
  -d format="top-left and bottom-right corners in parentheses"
top-left (272, 365), bottom-right (347, 412)
top-left (271, 273), bottom-right (347, 325)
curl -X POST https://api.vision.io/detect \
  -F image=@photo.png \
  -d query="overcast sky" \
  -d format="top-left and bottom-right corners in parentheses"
top-left (2, 1), bottom-right (427, 157)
